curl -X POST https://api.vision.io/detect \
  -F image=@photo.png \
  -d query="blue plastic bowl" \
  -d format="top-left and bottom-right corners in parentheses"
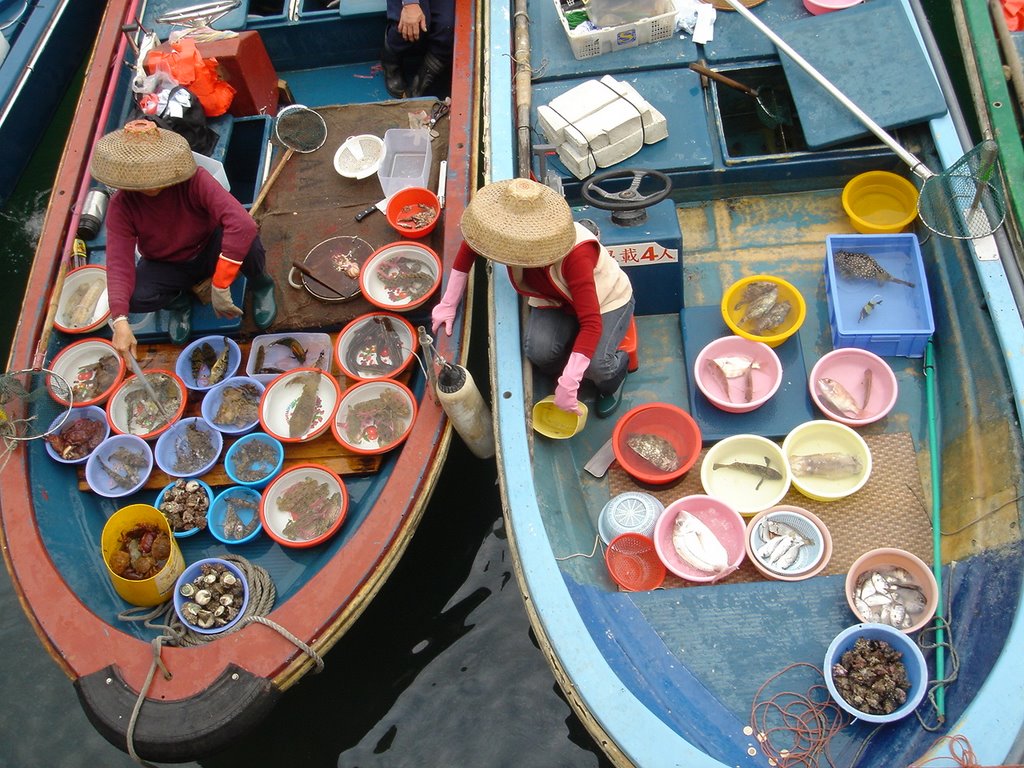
top-left (824, 622), bottom-right (928, 723)
top-left (84, 433), bottom-right (153, 498)
top-left (173, 557), bottom-right (249, 634)
top-left (154, 478), bottom-right (214, 539)
top-left (175, 335), bottom-right (242, 392)
top-left (44, 405), bottom-right (109, 465)
top-left (209, 487), bottom-right (264, 545)
top-left (223, 432), bottom-right (284, 489)
top-left (201, 376), bottom-right (265, 435)
top-left (154, 417), bottom-right (224, 479)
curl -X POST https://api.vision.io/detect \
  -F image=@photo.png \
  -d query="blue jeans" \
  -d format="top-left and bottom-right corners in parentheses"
top-left (524, 296), bottom-right (634, 395)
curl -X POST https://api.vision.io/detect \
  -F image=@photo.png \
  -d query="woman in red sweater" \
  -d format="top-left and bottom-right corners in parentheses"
top-left (432, 178), bottom-right (634, 418)
top-left (90, 120), bottom-right (277, 358)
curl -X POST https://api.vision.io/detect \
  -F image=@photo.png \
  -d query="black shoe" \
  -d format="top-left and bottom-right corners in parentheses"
top-left (408, 51), bottom-right (447, 98)
top-left (250, 273), bottom-right (277, 330)
top-left (381, 42), bottom-right (407, 99)
top-left (596, 379), bottom-right (625, 419)
top-left (166, 293), bottom-right (192, 344)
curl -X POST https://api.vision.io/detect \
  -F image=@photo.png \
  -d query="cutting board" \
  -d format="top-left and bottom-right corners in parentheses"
top-left (776, 0), bottom-right (946, 149)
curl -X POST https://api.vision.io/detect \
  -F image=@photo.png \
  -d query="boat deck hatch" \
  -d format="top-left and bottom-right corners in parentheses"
top-left (711, 65), bottom-right (809, 161)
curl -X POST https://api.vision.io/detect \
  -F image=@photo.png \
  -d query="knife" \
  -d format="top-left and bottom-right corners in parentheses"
top-left (583, 437), bottom-right (617, 478)
top-left (354, 195), bottom-right (391, 222)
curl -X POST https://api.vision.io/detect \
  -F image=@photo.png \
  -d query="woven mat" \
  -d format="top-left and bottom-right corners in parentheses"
top-left (608, 431), bottom-right (933, 587)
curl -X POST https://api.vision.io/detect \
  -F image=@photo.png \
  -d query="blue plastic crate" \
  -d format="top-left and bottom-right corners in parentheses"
top-left (824, 234), bottom-right (934, 357)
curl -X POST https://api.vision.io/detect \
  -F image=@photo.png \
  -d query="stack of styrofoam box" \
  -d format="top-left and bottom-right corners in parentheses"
top-left (537, 75), bottom-right (668, 179)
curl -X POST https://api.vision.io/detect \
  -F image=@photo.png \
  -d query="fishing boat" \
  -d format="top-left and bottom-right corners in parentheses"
top-left (484, 0), bottom-right (1024, 764)
top-left (0, 0), bottom-right (477, 761)
top-left (949, 0), bottom-right (1024, 257)
top-left (0, 0), bottom-right (105, 206)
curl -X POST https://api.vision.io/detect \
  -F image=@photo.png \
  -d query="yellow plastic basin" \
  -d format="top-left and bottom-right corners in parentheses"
top-left (842, 171), bottom-right (919, 234)
top-left (533, 396), bottom-right (588, 439)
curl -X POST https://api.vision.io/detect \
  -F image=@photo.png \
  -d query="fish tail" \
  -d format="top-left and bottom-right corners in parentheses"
top-left (895, 277), bottom-right (916, 287)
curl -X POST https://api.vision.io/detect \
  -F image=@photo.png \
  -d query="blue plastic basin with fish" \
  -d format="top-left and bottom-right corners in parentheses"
top-left (175, 335), bottom-right (242, 392)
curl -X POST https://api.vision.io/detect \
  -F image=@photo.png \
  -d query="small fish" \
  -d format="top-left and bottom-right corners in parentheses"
top-left (776, 540), bottom-right (803, 569)
top-left (740, 289), bottom-right (779, 325)
top-left (834, 250), bottom-right (915, 287)
top-left (858, 293), bottom-right (883, 322)
top-left (753, 300), bottom-right (791, 334)
top-left (712, 356), bottom-right (760, 379)
top-left (862, 368), bottom-right (873, 412)
top-left (254, 344), bottom-right (266, 373)
top-left (768, 535), bottom-right (795, 564)
top-left (816, 377), bottom-right (863, 418)
top-left (626, 433), bottom-right (680, 473)
top-left (271, 337), bottom-right (308, 365)
top-left (756, 534), bottom-right (788, 560)
top-left (744, 365), bottom-right (754, 403)
top-left (191, 342), bottom-right (217, 382)
top-left (789, 452), bottom-right (863, 478)
top-left (733, 280), bottom-right (777, 310)
top-left (287, 370), bottom-right (322, 439)
top-left (711, 456), bottom-right (782, 490)
top-left (705, 359), bottom-right (732, 402)
top-left (208, 338), bottom-right (231, 385)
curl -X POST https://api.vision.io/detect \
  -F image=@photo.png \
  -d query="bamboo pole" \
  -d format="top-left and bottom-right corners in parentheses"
top-left (514, 0), bottom-right (532, 179)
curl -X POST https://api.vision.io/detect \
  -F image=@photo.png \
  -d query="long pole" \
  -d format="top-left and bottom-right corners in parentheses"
top-left (513, 0), bottom-right (531, 179)
top-left (925, 339), bottom-right (946, 720)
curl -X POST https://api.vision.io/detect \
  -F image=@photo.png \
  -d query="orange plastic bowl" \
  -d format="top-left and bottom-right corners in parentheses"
top-left (612, 403), bottom-right (701, 485)
top-left (48, 337), bottom-right (126, 408)
top-left (386, 186), bottom-right (440, 239)
top-left (105, 369), bottom-right (187, 440)
top-left (359, 241), bottom-right (442, 313)
top-left (331, 379), bottom-right (417, 455)
top-left (604, 533), bottom-right (666, 591)
top-left (260, 463), bottom-right (349, 548)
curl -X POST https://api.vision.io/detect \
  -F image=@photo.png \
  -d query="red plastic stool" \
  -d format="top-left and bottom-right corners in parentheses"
top-left (619, 316), bottom-right (639, 372)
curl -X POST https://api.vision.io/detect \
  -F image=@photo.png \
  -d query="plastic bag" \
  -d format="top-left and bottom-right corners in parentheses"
top-left (128, 86), bottom-right (220, 155)
top-left (145, 38), bottom-right (235, 117)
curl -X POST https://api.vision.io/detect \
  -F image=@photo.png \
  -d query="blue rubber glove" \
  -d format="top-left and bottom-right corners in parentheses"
top-left (554, 352), bottom-right (590, 414)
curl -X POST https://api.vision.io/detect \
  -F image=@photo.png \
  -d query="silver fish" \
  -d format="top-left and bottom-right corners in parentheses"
top-left (853, 567), bottom-right (929, 628)
top-left (705, 359), bottom-right (732, 402)
top-left (712, 355), bottom-right (760, 379)
top-left (756, 534), bottom-right (788, 560)
top-left (208, 337), bottom-right (231, 386)
top-left (287, 370), bottom-right (322, 439)
top-left (816, 377), bottom-right (862, 418)
top-left (776, 540), bottom-right (803, 569)
top-left (733, 280), bottom-right (778, 310)
top-left (834, 250), bottom-right (915, 287)
top-left (768, 535), bottom-right (795, 564)
top-left (626, 433), bottom-right (680, 473)
top-left (858, 294), bottom-right (883, 322)
top-left (753, 299), bottom-right (791, 334)
top-left (789, 452), bottom-right (863, 478)
top-left (711, 457), bottom-right (782, 490)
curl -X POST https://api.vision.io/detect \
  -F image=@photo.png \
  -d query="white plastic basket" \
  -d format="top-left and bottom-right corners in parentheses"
top-left (557, 0), bottom-right (677, 60)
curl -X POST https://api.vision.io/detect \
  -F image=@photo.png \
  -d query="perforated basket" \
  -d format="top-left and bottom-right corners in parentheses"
top-left (605, 533), bottom-right (665, 591)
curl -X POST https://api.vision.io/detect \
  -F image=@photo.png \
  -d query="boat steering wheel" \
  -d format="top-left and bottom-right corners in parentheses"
top-left (580, 168), bottom-right (672, 226)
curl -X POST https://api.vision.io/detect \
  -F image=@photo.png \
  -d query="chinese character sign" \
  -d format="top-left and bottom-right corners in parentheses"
top-left (607, 242), bottom-right (679, 267)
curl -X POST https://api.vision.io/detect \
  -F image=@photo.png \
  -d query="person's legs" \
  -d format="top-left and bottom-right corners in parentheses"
top-left (588, 297), bottom-right (634, 417)
top-left (524, 308), bottom-right (578, 377)
top-left (409, 0), bottom-right (454, 97)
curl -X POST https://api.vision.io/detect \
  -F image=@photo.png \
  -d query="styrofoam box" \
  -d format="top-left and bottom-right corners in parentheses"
top-left (557, 0), bottom-right (677, 60)
top-left (538, 76), bottom-right (666, 147)
top-left (378, 129), bottom-right (432, 198)
top-left (557, 126), bottom-right (645, 179)
top-left (824, 234), bottom-right (934, 357)
top-left (246, 332), bottom-right (334, 384)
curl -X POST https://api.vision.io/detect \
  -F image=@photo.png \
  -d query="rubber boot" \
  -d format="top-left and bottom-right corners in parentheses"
top-left (596, 379), bottom-right (626, 419)
top-left (408, 51), bottom-right (447, 98)
top-left (166, 292), bottom-right (192, 344)
top-left (381, 42), bottom-right (407, 99)
top-left (250, 272), bottom-right (278, 330)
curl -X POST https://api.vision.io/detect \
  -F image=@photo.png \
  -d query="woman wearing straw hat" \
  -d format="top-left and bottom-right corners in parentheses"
top-left (432, 178), bottom-right (634, 418)
top-left (90, 120), bottom-right (277, 358)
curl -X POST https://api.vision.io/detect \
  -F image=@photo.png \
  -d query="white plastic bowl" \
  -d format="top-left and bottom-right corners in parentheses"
top-left (259, 368), bottom-right (341, 443)
top-left (54, 265), bottom-right (109, 334)
top-left (359, 242), bottom-right (441, 312)
top-left (333, 134), bottom-right (385, 179)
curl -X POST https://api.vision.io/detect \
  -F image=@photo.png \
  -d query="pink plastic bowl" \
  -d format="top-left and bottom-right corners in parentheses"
top-left (803, 0), bottom-right (862, 14)
top-left (809, 348), bottom-right (898, 427)
top-left (653, 495), bottom-right (747, 583)
top-left (694, 335), bottom-right (783, 414)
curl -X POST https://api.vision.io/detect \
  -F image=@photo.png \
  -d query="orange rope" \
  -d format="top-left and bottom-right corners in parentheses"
top-left (908, 734), bottom-right (1024, 767)
top-left (750, 662), bottom-right (849, 768)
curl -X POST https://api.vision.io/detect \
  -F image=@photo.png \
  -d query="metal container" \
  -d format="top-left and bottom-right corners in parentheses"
top-left (77, 189), bottom-right (110, 240)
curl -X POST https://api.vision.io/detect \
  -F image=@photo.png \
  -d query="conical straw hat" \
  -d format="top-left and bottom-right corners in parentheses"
top-left (90, 120), bottom-right (197, 191)
top-left (460, 178), bottom-right (576, 267)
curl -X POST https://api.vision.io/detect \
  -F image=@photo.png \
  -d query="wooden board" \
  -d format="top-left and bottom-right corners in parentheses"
top-left (77, 340), bottom-right (384, 491)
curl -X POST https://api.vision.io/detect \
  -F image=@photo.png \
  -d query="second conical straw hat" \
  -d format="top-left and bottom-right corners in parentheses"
top-left (460, 178), bottom-right (576, 267)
